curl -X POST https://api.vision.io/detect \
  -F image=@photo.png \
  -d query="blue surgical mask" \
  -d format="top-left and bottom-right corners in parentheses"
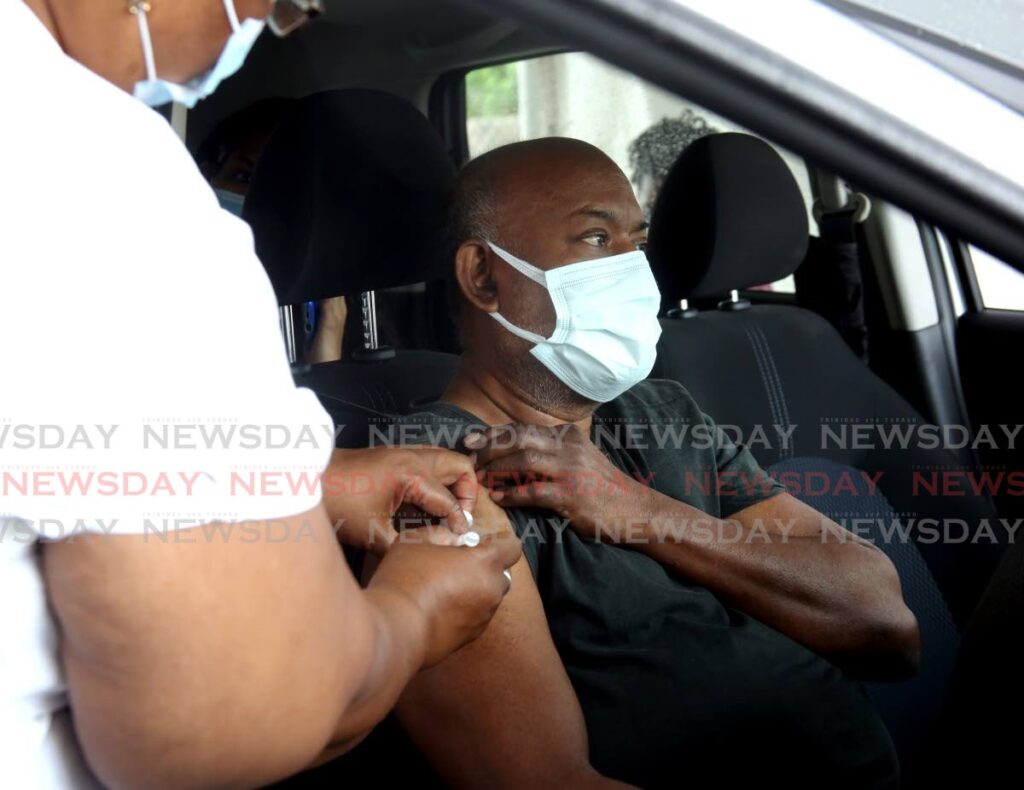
top-left (487, 243), bottom-right (663, 403)
top-left (132, 0), bottom-right (265, 109)
top-left (215, 188), bottom-right (246, 217)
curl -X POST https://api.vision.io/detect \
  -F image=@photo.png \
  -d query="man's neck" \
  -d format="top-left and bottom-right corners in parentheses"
top-left (442, 357), bottom-right (595, 434)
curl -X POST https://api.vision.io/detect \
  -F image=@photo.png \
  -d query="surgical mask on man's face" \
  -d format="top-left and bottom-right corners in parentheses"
top-left (487, 242), bottom-right (663, 403)
top-left (132, 0), bottom-right (265, 109)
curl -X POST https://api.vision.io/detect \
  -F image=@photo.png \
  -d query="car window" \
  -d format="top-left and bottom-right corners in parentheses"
top-left (465, 52), bottom-right (814, 294)
top-left (970, 245), bottom-right (1024, 311)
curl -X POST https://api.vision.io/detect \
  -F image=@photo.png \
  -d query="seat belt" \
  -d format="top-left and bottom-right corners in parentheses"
top-left (799, 171), bottom-right (872, 360)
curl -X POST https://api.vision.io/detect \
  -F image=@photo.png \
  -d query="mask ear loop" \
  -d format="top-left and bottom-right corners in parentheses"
top-left (128, 1), bottom-right (157, 82)
top-left (487, 242), bottom-right (547, 286)
top-left (130, 0), bottom-right (242, 88)
top-left (489, 311), bottom-right (549, 345)
top-left (222, 0), bottom-right (242, 32)
top-left (486, 241), bottom-right (562, 343)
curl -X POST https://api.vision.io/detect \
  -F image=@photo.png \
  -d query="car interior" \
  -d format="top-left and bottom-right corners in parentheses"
top-left (177, 0), bottom-right (1024, 785)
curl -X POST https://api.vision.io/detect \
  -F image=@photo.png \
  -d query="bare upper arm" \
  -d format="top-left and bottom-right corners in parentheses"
top-left (43, 504), bottom-right (375, 790)
top-left (393, 497), bottom-right (597, 789)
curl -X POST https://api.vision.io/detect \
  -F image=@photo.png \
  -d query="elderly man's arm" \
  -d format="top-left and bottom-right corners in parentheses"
top-left (385, 495), bottom-right (631, 789)
top-left (617, 490), bottom-right (920, 681)
top-left (472, 424), bottom-right (920, 682)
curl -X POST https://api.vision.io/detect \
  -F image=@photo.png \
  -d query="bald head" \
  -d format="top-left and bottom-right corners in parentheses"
top-left (446, 138), bottom-right (650, 417)
top-left (449, 138), bottom-right (644, 263)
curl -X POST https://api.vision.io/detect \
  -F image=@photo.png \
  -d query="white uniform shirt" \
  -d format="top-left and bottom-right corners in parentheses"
top-left (0, 3), bottom-right (335, 785)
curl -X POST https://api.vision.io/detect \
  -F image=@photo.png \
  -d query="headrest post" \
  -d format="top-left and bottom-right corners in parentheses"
top-left (666, 298), bottom-right (699, 319)
top-left (351, 289), bottom-right (396, 362)
top-left (718, 290), bottom-right (751, 312)
top-left (361, 290), bottom-right (379, 351)
top-left (279, 305), bottom-right (298, 363)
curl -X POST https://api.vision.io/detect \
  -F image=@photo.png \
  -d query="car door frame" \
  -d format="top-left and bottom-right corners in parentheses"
top-left (468, 0), bottom-right (1024, 270)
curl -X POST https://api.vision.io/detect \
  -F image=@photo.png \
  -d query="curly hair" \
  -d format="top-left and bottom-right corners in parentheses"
top-left (627, 109), bottom-right (719, 186)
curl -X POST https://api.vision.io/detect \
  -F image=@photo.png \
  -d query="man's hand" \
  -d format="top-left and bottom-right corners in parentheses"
top-left (469, 424), bottom-right (919, 679)
top-left (324, 445), bottom-right (479, 555)
top-left (467, 423), bottom-right (650, 540)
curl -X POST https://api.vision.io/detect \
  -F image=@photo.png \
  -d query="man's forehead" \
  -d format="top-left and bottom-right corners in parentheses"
top-left (496, 156), bottom-right (642, 222)
top-left (568, 204), bottom-right (648, 232)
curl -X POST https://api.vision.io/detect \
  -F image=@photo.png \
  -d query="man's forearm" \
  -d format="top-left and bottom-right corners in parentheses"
top-left (619, 490), bottom-right (918, 678)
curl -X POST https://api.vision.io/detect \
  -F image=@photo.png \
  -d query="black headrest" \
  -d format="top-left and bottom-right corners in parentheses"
top-left (647, 133), bottom-right (809, 301)
top-left (243, 89), bottom-right (457, 305)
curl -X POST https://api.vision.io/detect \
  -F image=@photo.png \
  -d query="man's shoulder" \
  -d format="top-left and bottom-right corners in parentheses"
top-left (398, 402), bottom-right (483, 426)
top-left (389, 403), bottom-right (487, 451)
top-left (603, 378), bottom-right (705, 421)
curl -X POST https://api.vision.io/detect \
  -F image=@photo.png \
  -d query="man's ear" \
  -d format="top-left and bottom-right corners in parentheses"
top-left (454, 241), bottom-right (499, 313)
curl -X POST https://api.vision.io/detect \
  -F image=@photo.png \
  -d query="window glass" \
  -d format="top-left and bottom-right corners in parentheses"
top-left (971, 245), bottom-right (1024, 311)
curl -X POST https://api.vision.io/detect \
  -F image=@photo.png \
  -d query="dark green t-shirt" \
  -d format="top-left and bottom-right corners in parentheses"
top-left (399, 379), bottom-right (898, 788)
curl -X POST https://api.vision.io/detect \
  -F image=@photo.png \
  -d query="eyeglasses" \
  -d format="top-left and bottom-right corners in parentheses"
top-left (268, 0), bottom-right (325, 38)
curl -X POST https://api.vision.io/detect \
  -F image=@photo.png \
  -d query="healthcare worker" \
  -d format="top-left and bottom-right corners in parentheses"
top-left (0, 1), bottom-right (520, 787)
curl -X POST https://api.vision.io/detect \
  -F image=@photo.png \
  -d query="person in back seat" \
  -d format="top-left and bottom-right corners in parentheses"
top-left (388, 138), bottom-right (918, 788)
top-left (196, 98), bottom-right (348, 364)
top-left (197, 98), bottom-right (293, 212)
top-left (628, 109), bottom-right (719, 217)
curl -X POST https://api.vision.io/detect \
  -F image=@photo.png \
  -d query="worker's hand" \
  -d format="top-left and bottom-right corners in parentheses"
top-left (368, 494), bottom-right (521, 667)
top-left (467, 423), bottom-right (653, 542)
top-left (324, 445), bottom-right (479, 555)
